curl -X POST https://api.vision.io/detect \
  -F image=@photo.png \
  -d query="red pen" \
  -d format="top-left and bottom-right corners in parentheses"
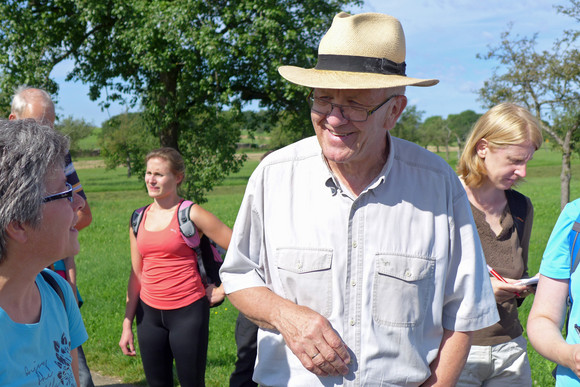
top-left (487, 264), bottom-right (521, 297)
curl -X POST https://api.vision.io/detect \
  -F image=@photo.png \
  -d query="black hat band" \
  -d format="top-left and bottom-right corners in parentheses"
top-left (315, 54), bottom-right (406, 76)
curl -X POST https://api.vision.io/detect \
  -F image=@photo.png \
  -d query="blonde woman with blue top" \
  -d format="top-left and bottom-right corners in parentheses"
top-left (456, 103), bottom-right (543, 386)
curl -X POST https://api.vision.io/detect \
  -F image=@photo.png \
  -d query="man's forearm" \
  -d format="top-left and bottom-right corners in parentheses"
top-left (422, 329), bottom-right (472, 386)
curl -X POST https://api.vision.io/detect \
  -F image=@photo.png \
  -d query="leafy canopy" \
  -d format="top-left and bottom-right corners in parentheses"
top-left (0, 0), bottom-right (361, 202)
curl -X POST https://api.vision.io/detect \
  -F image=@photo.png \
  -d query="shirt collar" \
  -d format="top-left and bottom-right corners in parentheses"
top-left (321, 133), bottom-right (395, 197)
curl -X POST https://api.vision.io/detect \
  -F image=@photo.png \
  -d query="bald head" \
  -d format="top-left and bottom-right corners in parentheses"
top-left (9, 87), bottom-right (56, 128)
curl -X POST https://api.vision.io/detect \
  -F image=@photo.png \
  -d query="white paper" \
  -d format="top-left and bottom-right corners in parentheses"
top-left (515, 276), bottom-right (539, 286)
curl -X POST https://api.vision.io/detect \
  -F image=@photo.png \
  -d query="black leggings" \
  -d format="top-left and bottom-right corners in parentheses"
top-left (136, 297), bottom-right (210, 387)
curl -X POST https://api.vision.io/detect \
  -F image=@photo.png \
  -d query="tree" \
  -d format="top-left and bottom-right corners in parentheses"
top-left (54, 116), bottom-right (95, 156)
top-left (477, 0), bottom-right (580, 209)
top-left (0, 0), bottom-right (360, 202)
top-left (391, 105), bottom-right (424, 144)
top-left (422, 116), bottom-right (450, 158)
top-left (99, 112), bottom-right (159, 177)
top-left (446, 110), bottom-right (481, 158)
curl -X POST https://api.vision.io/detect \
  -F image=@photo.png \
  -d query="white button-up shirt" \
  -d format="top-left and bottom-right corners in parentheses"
top-left (221, 135), bottom-right (498, 386)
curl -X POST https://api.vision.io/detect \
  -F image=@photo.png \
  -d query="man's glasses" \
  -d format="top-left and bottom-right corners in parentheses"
top-left (307, 90), bottom-right (398, 122)
top-left (43, 182), bottom-right (74, 203)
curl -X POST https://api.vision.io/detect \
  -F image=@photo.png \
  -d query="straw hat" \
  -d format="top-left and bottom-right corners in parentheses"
top-left (278, 12), bottom-right (438, 89)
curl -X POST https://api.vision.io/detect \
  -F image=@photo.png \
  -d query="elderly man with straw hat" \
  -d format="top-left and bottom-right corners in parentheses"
top-left (221, 12), bottom-right (498, 386)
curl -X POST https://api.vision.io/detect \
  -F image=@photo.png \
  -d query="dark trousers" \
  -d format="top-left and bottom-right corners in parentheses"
top-left (229, 313), bottom-right (258, 387)
top-left (137, 297), bottom-right (210, 387)
top-left (77, 344), bottom-right (95, 387)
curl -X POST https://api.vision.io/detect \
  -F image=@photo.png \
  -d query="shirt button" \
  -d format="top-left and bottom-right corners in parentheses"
top-left (350, 319), bottom-right (355, 326)
top-left (352, 241), bottom-right (357, 248)
top-left (297, 262), bottom-right (303, 270)
top-left (405, 270), bottom-right (412, 278)
top-left (351, 280), bottom-right (356, 287)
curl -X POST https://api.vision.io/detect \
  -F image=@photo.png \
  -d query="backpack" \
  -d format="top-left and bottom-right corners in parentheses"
top-left (130, 200), bottom-right (225, 290)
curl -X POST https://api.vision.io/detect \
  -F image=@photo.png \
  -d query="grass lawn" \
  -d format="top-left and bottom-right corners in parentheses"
top-left (74, 147), bottom-right (580, 386)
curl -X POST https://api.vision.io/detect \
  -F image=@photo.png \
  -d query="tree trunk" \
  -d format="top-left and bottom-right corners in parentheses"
top-left (455, 136), bottom-right (462, 160)
top-left (158, 67), bottom-right (181, 150)
top-left (560, 130), bottom-right (572, 210)
top-left (159, 121), bottom-right (180, 149)
top-left (126, 155), bottom-right (132, 178)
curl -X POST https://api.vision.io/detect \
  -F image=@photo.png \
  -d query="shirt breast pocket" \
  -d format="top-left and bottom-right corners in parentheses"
top-left (276, 248), bottom-right (333, 318)
top-left (373, 253), bottom-right (435, 327)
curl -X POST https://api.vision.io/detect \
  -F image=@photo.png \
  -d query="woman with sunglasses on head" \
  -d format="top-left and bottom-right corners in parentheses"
top-left (119, 147), bottom-right (232, 387)
top-left (455, 103), bottom-right (543, 386)
top-left (0, 119), bottom-right (88, 386)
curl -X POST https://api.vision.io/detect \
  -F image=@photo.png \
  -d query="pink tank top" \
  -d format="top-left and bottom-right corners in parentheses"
top-left (137, 205), bottom-right (205, 309)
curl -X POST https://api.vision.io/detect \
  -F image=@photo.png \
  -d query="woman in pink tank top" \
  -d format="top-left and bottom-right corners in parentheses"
top-left (119, 147), bottom-right (232, 387)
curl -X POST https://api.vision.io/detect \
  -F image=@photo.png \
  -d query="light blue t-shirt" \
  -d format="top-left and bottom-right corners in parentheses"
top-left (540, 199), bottom-right (580, 386)
top-left (0, 269), bottom-right (88, 386)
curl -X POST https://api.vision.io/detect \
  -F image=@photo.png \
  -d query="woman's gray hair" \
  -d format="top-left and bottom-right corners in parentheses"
top-left (0, 119), bottom-right (69, 262)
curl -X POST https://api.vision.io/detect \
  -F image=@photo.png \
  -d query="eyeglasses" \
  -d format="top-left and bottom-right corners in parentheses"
top-left (43, 183), bottom-right (74, 203)
top-left (307, 90), bottom-right (398, 122)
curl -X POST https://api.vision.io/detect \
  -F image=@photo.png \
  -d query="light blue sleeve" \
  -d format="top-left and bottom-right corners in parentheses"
top-left (540, 199), bottom-right (580, 279)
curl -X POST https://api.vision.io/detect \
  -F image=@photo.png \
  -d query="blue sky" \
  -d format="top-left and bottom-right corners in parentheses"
top-left (51, 1), bottom-right (576, 126)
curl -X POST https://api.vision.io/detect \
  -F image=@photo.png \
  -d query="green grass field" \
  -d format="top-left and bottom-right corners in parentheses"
top-left (74, 147), bottom-right (580, 386)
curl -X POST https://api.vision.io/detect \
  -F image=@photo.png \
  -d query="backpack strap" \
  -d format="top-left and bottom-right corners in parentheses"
top-left (177, 200), bottom-right (200, 246)
top-left (131, 205), bottom-right (149, 236)
top-left (177, 200), bottom-right (209, 285)
top-left (505, 189), bottom-right (527, 245)
top-left (569, 214), bottom-right (580, 304)
top-left (40, 270), bottom-right (65, 308)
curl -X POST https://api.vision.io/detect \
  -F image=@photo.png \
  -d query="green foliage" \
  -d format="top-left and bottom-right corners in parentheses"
top-left (178, 109), bottom-right (247, 203)
top-left (422, 115), bottom-right (449, 152)
top-left (446, 110), bottom-right (481, 149)
top-left (268, 110), bottom-right (313, 150)
top-left (0, 0), bottom-right (361, 202)
top-left (54, 116), bottom-right (95, 156)
top-left (391, 105), bottom-right (424, 145)
top-left (99, 112), bottom-right (159, 177)
top-left (477, 0), bottom-right (579, 207)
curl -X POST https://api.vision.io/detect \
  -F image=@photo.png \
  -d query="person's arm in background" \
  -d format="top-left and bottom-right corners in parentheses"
top-left (421, 329), bottom-right (472, 386)
top-left (528, 275), bottom-right (580, 377)
top-left (75, 200), bottom-right (92, 231)
top-left (119, 227), bottom-right (144, 356)
top-left (63, 189), bottom-right (92, 302)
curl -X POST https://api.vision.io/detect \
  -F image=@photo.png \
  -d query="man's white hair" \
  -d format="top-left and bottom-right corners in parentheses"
top-left (10, 86), bottom-right (54, 117)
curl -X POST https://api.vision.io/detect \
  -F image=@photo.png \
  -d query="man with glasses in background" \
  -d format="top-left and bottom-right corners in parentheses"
top-left (221, 12), bottom-right (499, 386)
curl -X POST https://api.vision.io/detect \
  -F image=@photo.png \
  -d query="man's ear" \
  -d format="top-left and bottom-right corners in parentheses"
top-left (384, 95), bottom-right (408, 131)
top-left (476, 139), bottom-right (489, 158)
top-left (8, 113), bottom-right (17, 121)
top-left (5, 221), bottom-right (28, 244)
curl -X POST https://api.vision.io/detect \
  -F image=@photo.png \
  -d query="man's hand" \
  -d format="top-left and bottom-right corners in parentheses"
top-left (276, 303), bottom-right (351, 377)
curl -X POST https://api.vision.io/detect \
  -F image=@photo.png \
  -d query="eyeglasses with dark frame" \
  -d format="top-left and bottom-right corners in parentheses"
top-left (306, 90), bottom-right (399, 122)
top-left (43, 182), bottom-right (74, 203)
